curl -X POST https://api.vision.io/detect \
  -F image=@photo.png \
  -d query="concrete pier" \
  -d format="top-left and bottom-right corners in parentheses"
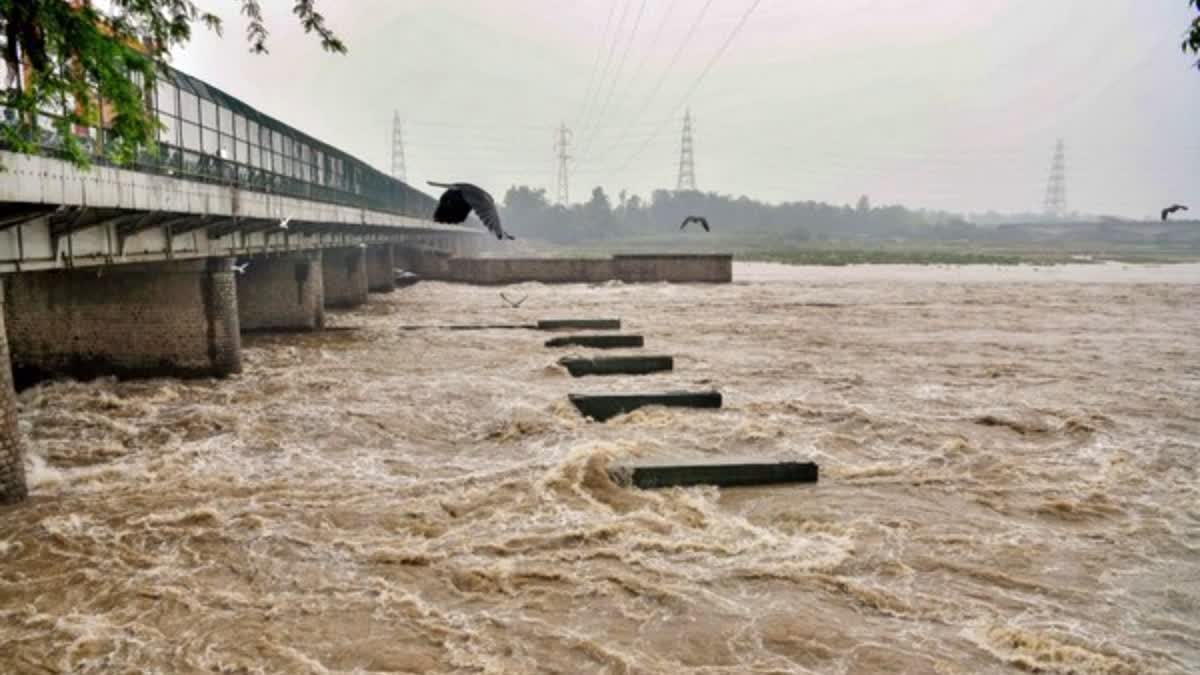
top-left (366, 245), bottom-right (396, 293)
top-left (236, 251), bottom-right (325, 332)
top-left (0, 281), bottom-right (27, 504)
top-left (322, 247), bottom-right (369, 308)
top-left (4, 258), bottom-right (242, 387)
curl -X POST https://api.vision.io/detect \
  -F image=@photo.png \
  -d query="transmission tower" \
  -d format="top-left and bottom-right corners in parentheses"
top-left (1042, 138), bottom-right (1066, 218)
top-left (676, 109), bottom-right (697, 191)
top-left (554, 123), bottom-right (572, 205)
top-left (390, 111), bottom-right (407, 182)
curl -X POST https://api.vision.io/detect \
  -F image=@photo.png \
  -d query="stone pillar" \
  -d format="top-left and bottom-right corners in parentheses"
top-left (4, 258), bottom-right (241, 387)
top-left (321, 247), bottom-right (368, 308)
top-left (365, 244), bottom-right (395, 293)
top-left (236, 251), bottom-right (325, 332)
top-left (0, 280), bottom-right (27, 504)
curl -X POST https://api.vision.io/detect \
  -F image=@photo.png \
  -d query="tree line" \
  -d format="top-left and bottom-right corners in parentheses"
top-left (501, 185), bottom-right (980, 243)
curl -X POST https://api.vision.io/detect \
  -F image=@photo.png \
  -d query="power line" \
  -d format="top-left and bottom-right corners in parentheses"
top-left (609, 0), bottom-right (764, 179)
top-left (573, 1), bottom-right (620, 128)
top-left (575, 0), bottom-right (633, 137)
top-left (579, 0), bottom-right (715, 167)
top-left (577, 0), bottom-right (650, 162)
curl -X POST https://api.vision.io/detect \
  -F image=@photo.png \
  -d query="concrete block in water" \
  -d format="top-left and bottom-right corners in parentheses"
top-left (559, 355), bottom-right (673, 377)
top-left (568, 390), bottom-right (721, 422)
top-left (610, 458), bottom-right (819, 489)
top-left (537, 318), bottom-right (621, 331)
top-left (545, 334), bottom-right (644, 349)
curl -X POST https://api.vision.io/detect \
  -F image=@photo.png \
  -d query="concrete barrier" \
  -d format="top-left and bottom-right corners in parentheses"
top-left (610, 459), bottom-right (818, 489)
top-left (612, 254), bottom-right (733, 283)
top-left (568, 390), bottom-right (722, 421)
top-left (559, 355), bottom-right (673, 377)
top-left (545, 335), bottom-right (644, 349)
top-left (416, 254), bottom-right (732, 285)
top-left (537, 319), bottom-right (621, 330)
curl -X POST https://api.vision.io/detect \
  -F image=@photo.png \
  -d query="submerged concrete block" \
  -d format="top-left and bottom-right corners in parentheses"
top-left (610, 458), bottom-right (818, 489)
top-left (545, 334), bottom-right (644, 349)
top-left (568, 390), bottom-right (721, 422)
top-left (536, 319), bottom-right (621, 331)
top-left (559, 355), bottom-right (673, 377)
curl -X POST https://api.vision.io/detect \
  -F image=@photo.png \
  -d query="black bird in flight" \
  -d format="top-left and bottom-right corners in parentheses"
top-left (1161, 204), bottom-right (1189, 221)
top-left (428, 181), bottom-right (514, 240)
top-left (500, 292), bottom-right (528, 308)
top-left (680, 215), bottom-right (710, 232)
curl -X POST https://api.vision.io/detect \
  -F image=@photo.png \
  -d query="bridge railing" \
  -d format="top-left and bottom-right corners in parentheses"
top-left (1, 66), bottom-right (438, 221)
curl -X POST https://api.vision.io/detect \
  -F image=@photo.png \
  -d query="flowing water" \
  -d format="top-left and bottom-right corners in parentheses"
top-left (1, 261), bottom-right (1198, 674)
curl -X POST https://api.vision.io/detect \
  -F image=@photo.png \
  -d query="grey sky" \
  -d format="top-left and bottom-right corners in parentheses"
top-left (174, 1), bottom-right (1199, 219)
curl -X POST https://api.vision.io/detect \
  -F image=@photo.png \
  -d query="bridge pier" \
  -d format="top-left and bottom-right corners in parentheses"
top-left (236, 251), bottom-right (325, 332)
top-left (365, 245), bottom-right (396, 293)
top-left (321, 247), bottom-right (369, 308)
top-left (3, 258), bottom-right (242, 387)
top-left (0, 281), bottom-right (26, 504)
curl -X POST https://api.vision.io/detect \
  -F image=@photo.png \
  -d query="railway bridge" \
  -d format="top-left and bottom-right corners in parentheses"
top-left (0, 66), bottom-right (486, 503)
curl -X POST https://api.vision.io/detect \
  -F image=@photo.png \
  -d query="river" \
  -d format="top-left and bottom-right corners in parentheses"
top-left (1, 261), bottom-right (1197, 673)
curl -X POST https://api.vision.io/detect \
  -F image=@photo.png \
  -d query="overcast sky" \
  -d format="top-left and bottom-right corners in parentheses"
top-left (173, 1), bottom-right (1199, 218)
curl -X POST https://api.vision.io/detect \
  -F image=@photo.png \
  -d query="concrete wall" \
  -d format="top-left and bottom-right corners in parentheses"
top-left (395, 246), bottom-right (452, 280)
top-left (4, 258), bottom-right (241, 386)
top-left (322, 247), bottom-right (368, 308)
top-left (365, 245), bottom-right (396, 293)
top-left (438, 254), bottom-right (732, 285)
top-left (612, 254), bottom-right (732, 283)
top-left (237, 251), bottom-right (324, 332)
top-left (0, 280), bottom-right (26, 504)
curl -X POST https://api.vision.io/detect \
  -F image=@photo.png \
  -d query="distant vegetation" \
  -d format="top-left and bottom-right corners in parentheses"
top-left (500, 185), bottom-right (1200, 264)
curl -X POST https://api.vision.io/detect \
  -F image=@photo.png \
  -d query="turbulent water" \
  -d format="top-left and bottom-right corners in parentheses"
top-left (2, 261), bottom-right (1198, 674)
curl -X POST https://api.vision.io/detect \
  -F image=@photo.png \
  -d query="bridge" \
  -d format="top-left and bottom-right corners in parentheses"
top-left (0, 65), bottom-right (487, 504)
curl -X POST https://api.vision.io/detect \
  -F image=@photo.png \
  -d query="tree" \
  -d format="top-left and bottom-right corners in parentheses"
top-left (0, 1), bottom-right (344, 167)
top-left (856, 194), bottom-right (871, 213)
top-left (1186, 1), bottom-right (1200, 69)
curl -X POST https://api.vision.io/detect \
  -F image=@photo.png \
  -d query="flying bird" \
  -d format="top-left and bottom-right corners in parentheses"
top-left (232, 261), bottom-right (250, 274)
top-left (680, 215), bottom-right (710, 232)
top-left (428, 181), bottom-right (514, 240)
top-left (1161, 204), bottom-right (1189, 221)
top-left (500, 292), bottom-right (528, 308)
top-left (279, 217), bottom-right (290, 230)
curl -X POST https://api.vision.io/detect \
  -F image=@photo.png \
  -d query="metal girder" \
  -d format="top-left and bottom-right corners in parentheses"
top-left (49, 207), bottom-right (128, 237)
top-left (0, 203), bottom-right (57, 231)
top-left (207, 218), bottom-right (274, 239)
top-left (175, 216), bottom-right (232, 236)
top-left (115, 211), bottom-right (165, 237)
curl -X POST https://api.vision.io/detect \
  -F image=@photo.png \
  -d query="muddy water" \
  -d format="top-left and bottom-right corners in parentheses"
top-left (1, 261), bottom-right (1198, 674)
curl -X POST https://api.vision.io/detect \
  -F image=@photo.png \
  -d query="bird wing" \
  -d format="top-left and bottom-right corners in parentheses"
top-left (1162, 208), bottom-right (1169, 221)
top-left (432, 187), bottom-right (472, 224)
top-left (699, 217), bottom-right (710, 232)
top-left (680, 216), bottom-right (692, 230)
top-left (457, 184), bottom-right (506, 239)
